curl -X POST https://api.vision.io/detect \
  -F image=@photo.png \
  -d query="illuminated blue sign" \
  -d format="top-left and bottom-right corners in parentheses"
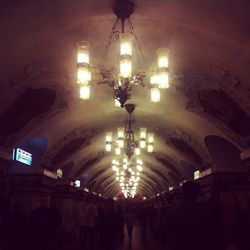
top-left (13, 148), bottom-right (32, 166)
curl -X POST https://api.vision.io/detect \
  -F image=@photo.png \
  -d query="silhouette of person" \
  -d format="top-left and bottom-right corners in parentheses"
top-left (28, 194), bottom-right (61, 250)
top-left (115, 205), bottom-right (125, 246)
top-left (125, 207), bottom-right (136, 246)
top-left (98, 199), bottom-right (119, 250)
top-left (164, 181), bottom-right (219, 250)
top-left (2, 201), bottom-right (27, 250)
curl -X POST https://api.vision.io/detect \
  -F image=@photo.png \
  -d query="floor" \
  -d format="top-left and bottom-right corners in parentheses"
top-left (119, 226), bottom-right (162, 250)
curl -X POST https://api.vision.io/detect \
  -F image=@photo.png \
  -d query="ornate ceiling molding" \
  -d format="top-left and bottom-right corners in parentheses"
top-left (153, 150), bottom-right (185, 178)
top-left (73, 151), bottom-right (105, 178)
top-left (41, 127), bottom-right (103, 168)
top-left (1, 61), bottom-right (74, 148)
top-left (176, 62), bottom-right (250, 147)
top-left (156, 128), bottom-right (212, 169)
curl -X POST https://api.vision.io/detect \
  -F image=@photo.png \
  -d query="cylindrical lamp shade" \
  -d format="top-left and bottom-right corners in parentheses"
top-left (140, 140), bottom-right (146, 149)
top-left (123, 164), bottom-right (128, 170)
top-left (147, 144), bottom-right (154, 153)
top-left (120, 58), bottom-right (132, 78)
top-left (135, 148), bottom-right (141, 155)
top-left (120, 33), bottom-right (133, 56)
top-left (148, 133), bottom-right (154, 143)
top-left (115, 147), bottom-right (121, 155)
top-left (117, 139), bottom-right (124, 148)
top-left (158, 71), bottom-right (169, 89)
top-left (77, 67), bottom-right (91, 84)
top-left (77, 41), bottom-right (90, 64)
top-left (156, 48), bottom-right (169, 68)
top-left (137, 165), bottom-right (143, 171)
top-left (105, 143), bottom-right (112, 152)
top-left (80, 85), bottom-right (90, 99)
top-left (151, 87), bottom-right (160, 102)
top-left (106, 132), bottom-right (113, 142)
top-left (118, 127), bottom-right (125, 138)
top-left (150, 73), bottom-right (159, 85)
top-left (140, 128), bottom-right (147, 139)
top-left (137, 159), bottom-right (143, 165)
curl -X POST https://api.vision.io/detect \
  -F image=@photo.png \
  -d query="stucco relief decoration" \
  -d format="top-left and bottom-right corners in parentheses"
top-left (178, 62), bottom-right (250, 147)
top-left (42, 127), bottom-right (103, 169)
top-left (152, 151), bottom-right (183, 180)
top-left (144, 161), bottom-right (170, 185)
top-left (73, 151), bottom-right (105, 179)
top-left (0, 61), bottom-right (74, 147)
top-left (157, 128), bottom-right (212, 169)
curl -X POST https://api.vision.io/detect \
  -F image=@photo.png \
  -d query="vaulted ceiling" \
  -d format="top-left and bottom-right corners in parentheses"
top-left (0, 0), bottom-right (250, 198)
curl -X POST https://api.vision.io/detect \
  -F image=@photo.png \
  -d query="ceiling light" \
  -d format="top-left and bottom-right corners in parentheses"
top-left (105, 104), bottom-right (154, 159)
top-left (151, 87), bottom-right (160, 102)
top-left (76, 0), bottom-right (170, 107)
top-left (80, 86), bottom-right (90, 100)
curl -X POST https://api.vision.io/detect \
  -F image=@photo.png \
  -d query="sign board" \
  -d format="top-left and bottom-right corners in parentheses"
top-left (194, 170), bottom-right (200, 180)
top-left (56, 168), bottom-right (63, 178)
top-left (13, 148), bottom-right (32, 166)
top-left (75, 180), bottom-right (80, 188)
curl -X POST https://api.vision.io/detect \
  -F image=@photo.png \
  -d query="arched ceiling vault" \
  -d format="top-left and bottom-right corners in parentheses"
top-left (1, 0), bottom-right (250, 198)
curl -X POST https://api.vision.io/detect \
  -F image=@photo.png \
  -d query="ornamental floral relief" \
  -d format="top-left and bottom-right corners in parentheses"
top-left (0, 60), bottom-right (75, 148)
top-left (41, 127), bottom-right (103, 169)
top-left (157, 128), bottom-right (212, 169)
top-left (177, 62), bottom-right (250, 147)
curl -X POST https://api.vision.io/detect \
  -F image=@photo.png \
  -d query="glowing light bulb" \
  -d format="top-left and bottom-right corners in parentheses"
top-left (151, 87), bottom-right (160, 103)
top-left (115, 147), bottom-right (121, 155)
top-left (105, 143), bottom-right (112, 152)
top-left (156, 48), bottom-right (169, 68)
top-left (120, 58), bottom-right (132, 78)
top-left (80, 85), bottom-right (90, 99)
top-left (77, 41), bottom-right (90, 64)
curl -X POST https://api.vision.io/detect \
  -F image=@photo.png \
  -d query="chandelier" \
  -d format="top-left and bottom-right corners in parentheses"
top-left (112, 156), bottom-right (143, 198)
top-left (105, 104), bottom-right (154, 159)
top-left (76, 0), bottom-right (170, 107)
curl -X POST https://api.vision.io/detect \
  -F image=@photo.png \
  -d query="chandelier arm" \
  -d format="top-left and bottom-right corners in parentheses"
top-left (101, 18), bottom-right (120, 68)
top-left (128, 18), bottom-right (144, 61)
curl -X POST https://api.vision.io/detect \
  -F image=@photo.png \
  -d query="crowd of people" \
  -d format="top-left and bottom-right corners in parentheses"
top-left (0, 182), bottom-right (250, 250)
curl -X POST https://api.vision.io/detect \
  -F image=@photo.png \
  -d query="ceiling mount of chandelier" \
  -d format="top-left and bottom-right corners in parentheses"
top-left (77, 0), bottom-right (170, 107)
top-left (105, 103), bottom-right (154, 159)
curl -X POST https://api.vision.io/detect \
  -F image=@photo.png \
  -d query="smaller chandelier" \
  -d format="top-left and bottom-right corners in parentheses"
top-left (76, 0), bottom-right (170, 107)
top-left (112, 156), bottom-right (143, 198)
top-left (105, 104), bottom-right (154, 159)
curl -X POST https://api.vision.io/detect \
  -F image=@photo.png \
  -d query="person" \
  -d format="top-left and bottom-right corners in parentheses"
top-left (137, 206), bottom-right (147, 244)
top-left (98, 199), bottom-right (119, 250)
top-left (85, 203), bottom-right (97, 250)
top-left (79, 201), bottom-right (88, 250)
top-left (0, 191), bottom-right (9, 250)
top-left (209, 183), bottom-right (250, 250)
top-left (115, 205), bottom-right (125, 246)
top-left (28, 194), bottom-right (61, 250)
top-left (1, 201), bottom-right (27, 250)
top-left (125, 207), bottom-right (136, 246)
top-left (164, 181), bottom-right (219, 250)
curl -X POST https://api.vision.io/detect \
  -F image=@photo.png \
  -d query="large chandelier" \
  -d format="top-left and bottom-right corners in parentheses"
top-left (105, 104), bottom-right (154, 159)
top-left (76, 0), bottom-right (170, 107)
